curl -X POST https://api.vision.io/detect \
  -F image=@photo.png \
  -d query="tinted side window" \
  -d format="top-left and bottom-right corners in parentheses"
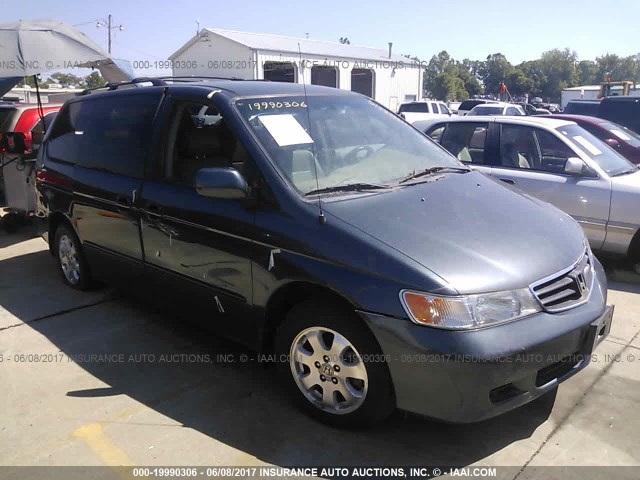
top-left (440, 122), bottom-right (489, 163)
top-left (0, 108), bottom-right (17, 131)
top-left (499, 125), bottom-right (537, 169)
top-left (427, 125), bottom-right (445, 143)
top-left (31, 112), bottom-right (57, 134)
top-left (430, 102), bottom-right (439, 114)
top-left (499, 125), bottom-right (575, 172)
top-left (459, 101), bottom-right (480, 111)
top-left (599, 100), bottom-right (640, 133)
top-left (48, 93), bottom-right (160, 177)
top-left (440, 104), bottom-right (450, 114)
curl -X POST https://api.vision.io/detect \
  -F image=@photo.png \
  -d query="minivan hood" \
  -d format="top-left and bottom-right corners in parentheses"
top-left (322, 171), bottom-right (585, 294)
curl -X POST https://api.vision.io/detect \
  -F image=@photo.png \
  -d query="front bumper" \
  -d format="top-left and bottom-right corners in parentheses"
top-left (360, 258), bottom-right (612, 423)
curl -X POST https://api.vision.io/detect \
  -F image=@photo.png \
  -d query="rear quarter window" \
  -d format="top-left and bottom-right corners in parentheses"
top-left (459, 100), bottom-right (481, 111)
top-left (47, 93), bottom-right (161, 177)
top-left (0, 108), bottom-right (17, 131)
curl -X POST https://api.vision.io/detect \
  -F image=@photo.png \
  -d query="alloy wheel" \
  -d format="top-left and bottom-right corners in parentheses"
top-left (289, 326), bottom-right (368, 414)
top-left (58, 234), bottom-right (81, 285)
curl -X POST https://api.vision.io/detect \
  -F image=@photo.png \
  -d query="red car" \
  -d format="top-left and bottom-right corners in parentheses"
top-left (546, 114), bottom-right (640, 164)
top-left (0, 102), bottom-right (61, 153)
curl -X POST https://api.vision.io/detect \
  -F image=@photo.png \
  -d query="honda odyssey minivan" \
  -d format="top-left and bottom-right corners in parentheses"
top-left (36, 77), bottom-right (613, 427)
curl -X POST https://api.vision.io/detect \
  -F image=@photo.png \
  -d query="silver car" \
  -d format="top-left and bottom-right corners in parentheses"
top-left (415, 116), bottom-right (640, 269)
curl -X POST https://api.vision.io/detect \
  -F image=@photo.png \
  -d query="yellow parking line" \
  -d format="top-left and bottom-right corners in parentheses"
top-left (73, 422), bottom-right (136, 476)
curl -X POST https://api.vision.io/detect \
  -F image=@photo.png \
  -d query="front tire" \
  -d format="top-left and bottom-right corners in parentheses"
top-left (275, 298), bottom-right (395, 428)
top-left (54, 224), bottom-right (92, 290)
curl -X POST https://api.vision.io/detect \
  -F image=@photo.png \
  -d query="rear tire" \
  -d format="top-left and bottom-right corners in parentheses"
top-left (275, 298), bottom-right (395, 428)
top-left (54, 224), bottom-right (92, 290)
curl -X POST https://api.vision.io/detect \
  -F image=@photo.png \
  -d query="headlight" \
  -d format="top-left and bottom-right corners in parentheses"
top-left (400, 288), bottom-right (541, 329)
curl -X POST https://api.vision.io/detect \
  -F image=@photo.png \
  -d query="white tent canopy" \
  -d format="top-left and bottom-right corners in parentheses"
top-left (0, 20), bottom-right (133, 84)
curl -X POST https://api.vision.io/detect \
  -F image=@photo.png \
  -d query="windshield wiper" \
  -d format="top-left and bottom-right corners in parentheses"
top-left (304, 183), bottom-right (391, 196)
top-left (399, 166), bottom-right (470, 184)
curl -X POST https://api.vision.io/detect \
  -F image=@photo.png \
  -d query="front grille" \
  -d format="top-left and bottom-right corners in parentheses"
top-left (531, 252), bottom-right (593, 312)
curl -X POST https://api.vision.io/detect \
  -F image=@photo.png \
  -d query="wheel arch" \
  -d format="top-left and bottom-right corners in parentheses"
top-left (627, 227), bottom-right (640, 264)
top-left (48, 212), bottom-right (76, 255)
top-left (262, 281), bottom-right (371, 352)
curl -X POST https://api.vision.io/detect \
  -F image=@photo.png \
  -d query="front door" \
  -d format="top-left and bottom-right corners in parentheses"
top-left (138, 94), bottom-right (257, 344)
top-left (489, 124), bottom-right (611, 249)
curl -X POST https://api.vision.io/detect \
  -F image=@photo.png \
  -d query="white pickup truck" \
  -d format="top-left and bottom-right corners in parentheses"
top-left (397, 100), bottom-right (452, 124)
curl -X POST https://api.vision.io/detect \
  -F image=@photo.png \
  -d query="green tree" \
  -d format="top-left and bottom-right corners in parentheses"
top-left (595, 53), bottom-right (621, 82)
top-left (478, 53), bottom-right (514, 95)
top-left (577, 60), bottom-right (598, 85)
top-left (612, 55), bottom-right (640, 81)
top-left (537, 48), bottom-right (578, 101)
top-left (423, 51), bottom-right (480, 100)
top-left (518, 60), bottom-right (547, 97)
top-left (507, 67), bottom-right (534, 97)
top-left (50, 72), bottom-right (83, 87)
top-left (430, 73), bottom-right (467, 101)
top-left (83, 71), bottom-right (106, 89)
top-left (456, 60), bottom-right (482, 97)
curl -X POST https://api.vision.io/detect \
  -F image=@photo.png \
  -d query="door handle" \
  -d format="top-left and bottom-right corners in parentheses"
top-left (499, 178), bottom-right (516, 185)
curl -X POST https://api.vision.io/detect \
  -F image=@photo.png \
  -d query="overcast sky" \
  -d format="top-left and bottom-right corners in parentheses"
top-left (5, 0), bottom-right (640, 76)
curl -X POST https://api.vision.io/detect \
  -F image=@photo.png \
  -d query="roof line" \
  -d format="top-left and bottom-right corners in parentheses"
top-left (169, 28), bottom-right (414, 63)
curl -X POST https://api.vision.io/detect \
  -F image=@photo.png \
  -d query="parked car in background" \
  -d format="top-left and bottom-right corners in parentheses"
top-left (467, 102), bottom-right (526, 116)
top-left (397, 100), bottom-right (451, 123)
top-left (518, 102), bottom-right (551, 115)
top-left (0, 102), bottom-right (60, 153)
top-left (415, 115), bottom-right (640, 269)
top-left (0, 102), bottom-right (60, 202)
top-left (563, 100), bottom-right (600, 116)
top-left (598, 97), bottom-right (640, 134)
top-left (447, 101), bottom-right (462, 114)
top-left (457, 98), bottom-right (498, 116)
top-left (36, 78), bottom-right (612, 427)
top-left (548, 114), bottom-right (640, 164)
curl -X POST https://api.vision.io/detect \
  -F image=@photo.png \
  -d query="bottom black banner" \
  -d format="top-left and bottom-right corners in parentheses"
top-left (0, 466), bottom-right (638, 480)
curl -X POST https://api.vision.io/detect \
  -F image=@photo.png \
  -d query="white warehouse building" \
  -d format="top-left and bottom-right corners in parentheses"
top-left (169, 29), bottom-right (423, 112)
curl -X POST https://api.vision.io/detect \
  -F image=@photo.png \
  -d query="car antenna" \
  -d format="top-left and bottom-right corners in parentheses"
top-left (298, 43), bottom-right (326, 225)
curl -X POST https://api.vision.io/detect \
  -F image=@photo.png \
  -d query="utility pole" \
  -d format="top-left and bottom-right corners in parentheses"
top-left (96, 14), bottom-right (124, 54)
top-left (108, 14), bottom-right (112, 54)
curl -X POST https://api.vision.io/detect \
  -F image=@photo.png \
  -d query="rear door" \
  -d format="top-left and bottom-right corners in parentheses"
top-left (435, 121), bottom-right (493, 175)
top-left (488, 123), bottom-right (611, 248)
top-left (47, 91), bottom-right (163, 280)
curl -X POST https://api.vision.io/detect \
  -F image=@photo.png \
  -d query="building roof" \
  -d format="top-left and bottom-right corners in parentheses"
top-left (562, 85), bottom-right (601, 91)
top-left (169, 28), bottom-right (410, 63)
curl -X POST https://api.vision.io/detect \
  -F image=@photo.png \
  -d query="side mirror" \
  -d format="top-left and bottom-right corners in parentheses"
top-left (195, 167), bottom-right (249, 199)
top-left (604, 138), bottom-right (620, 149)
top-left (564, 157), bottom-right (584, 175)
top-left (0, 132), bottom-right (26, 154)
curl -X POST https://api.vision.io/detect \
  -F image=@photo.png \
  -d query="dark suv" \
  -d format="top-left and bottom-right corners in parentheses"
top-left (36, 77), bottom-right (612, 427)
top-left (598, 96), bottom-right (640, 134)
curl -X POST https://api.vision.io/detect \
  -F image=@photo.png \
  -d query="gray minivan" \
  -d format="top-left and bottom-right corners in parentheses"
top-left (36, 78), bottom-right (613, 427)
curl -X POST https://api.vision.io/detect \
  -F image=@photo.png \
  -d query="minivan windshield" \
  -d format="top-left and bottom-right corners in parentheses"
top-left (234, 95), bottom-right (463, 195)
top-left (558, 124), bottom-right (637, 176)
